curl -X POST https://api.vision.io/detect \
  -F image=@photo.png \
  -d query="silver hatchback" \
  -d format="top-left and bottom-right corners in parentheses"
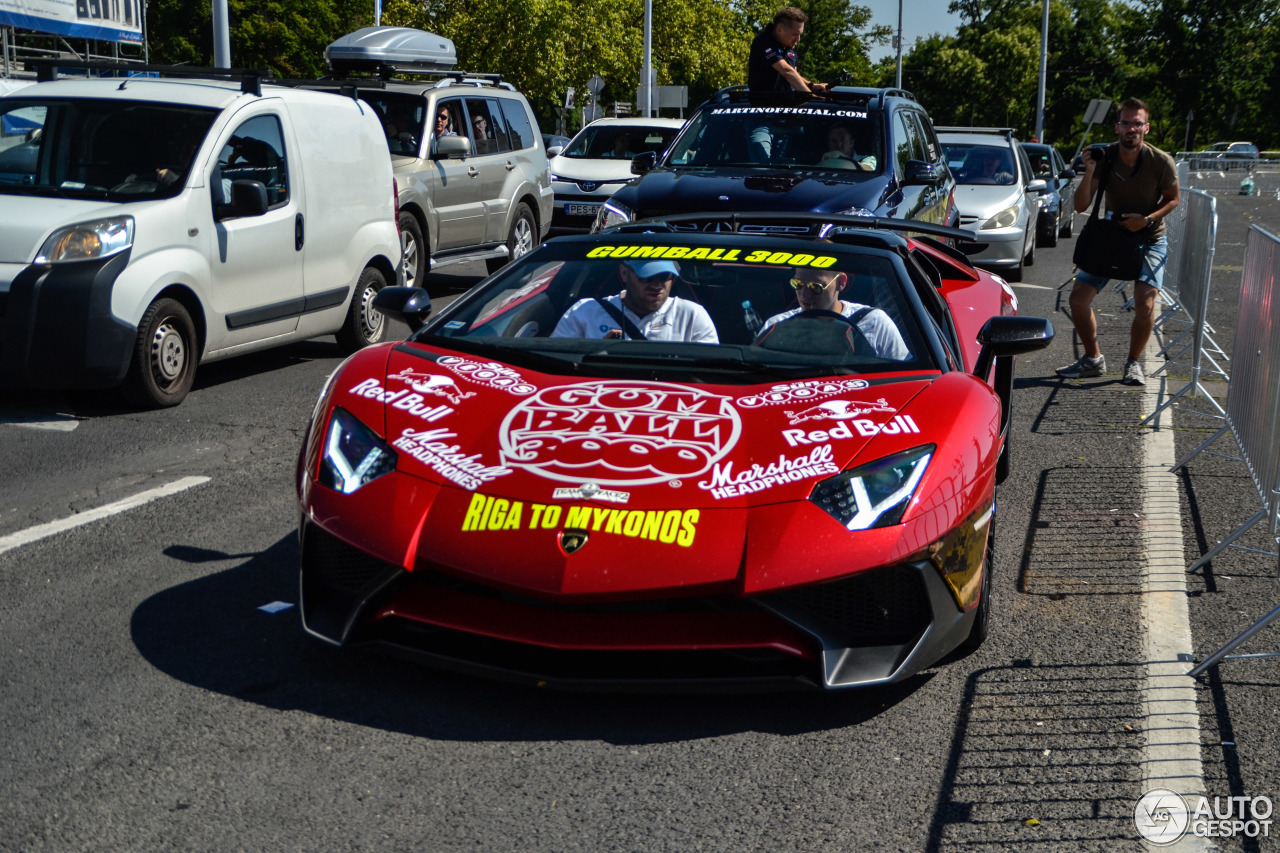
top-left (937, 127), bottom-right (1046, 282)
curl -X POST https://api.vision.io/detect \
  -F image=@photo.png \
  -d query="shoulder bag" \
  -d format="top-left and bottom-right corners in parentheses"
top-left (1071, 145), bottom-right (1148, 281)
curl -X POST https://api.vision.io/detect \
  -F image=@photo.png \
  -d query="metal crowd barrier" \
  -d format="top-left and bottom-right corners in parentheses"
top-left (1177, 225), bottom-right (1280, 675)
top-left (1142, 188), bottom-right (1228, 425)
top-left (1177, 151), bottom-right (1280, 197)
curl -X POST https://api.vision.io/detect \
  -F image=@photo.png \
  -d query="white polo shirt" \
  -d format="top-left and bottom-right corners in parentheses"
top-left (551, 293), bottom-right (719, 343)
top-left (759, 301), bottom-right (910, 360)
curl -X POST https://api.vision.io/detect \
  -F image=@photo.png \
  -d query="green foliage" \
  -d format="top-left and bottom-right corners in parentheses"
top-left (140, 0), bottom-right (1279, 150)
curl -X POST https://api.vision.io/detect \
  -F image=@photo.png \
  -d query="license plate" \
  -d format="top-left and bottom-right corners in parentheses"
top-left (567, 203), bottom-right (601, 217)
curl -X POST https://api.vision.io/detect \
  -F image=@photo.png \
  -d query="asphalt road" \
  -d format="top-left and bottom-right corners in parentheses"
top-left (1, 201), bottom-right (1277, 852)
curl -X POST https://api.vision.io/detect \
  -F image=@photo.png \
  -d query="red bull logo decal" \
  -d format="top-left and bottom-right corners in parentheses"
top-left (348, 378), bottom-right (452, 422)
top-left (499, 381), bottom-right (742, 486)
top-left (784, 397), bottom-right (896, 425)
top-left (782, 414), bottom-right (921, 447)
top-left (388, 368), bottom-right (476, 405)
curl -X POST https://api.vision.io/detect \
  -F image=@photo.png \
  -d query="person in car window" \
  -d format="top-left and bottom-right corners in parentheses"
top-left (757, 266), bottom-right (909, 359)
top-left (978, 151), bottom-right (1015, 184)
top-left (551, 260), bottom-right (719, 343)
top-left (471, 113), bottom-right (492, 139)
top-left (434, 109), bottom-right (457, 138)
top-left (819, 125), bottom-right (875, 171)
top-left (603, 131), bottom-right (636, 159)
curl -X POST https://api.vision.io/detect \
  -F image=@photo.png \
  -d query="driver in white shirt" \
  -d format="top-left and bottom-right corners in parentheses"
top-left (757, 266), bottom-right (909, 359)
top-left (552, 260), bottom-right (719, 343)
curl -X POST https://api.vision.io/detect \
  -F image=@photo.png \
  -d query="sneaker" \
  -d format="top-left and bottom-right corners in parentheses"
top-left (1056, 354), bottom-right (1106, 378)
top-left (1122, 359), bottom-right (1145, 385)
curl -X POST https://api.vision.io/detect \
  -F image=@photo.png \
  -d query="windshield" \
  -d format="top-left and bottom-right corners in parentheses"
top-left (665, 105), bottom-right (883, 174)
top-left (943, 142), bottom-right (1017, 186)
top-left (562, 124), bottom-right (680, 160)
top-left (415, 238), bottom-right (934, 383)
top-left (356, 91), bottom-right (424, 157)
top-left (0, 98), bottom-right (218, 200)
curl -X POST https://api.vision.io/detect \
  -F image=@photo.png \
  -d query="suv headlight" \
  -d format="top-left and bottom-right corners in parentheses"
top-left (808, 446), bottom-right (933, 530)
top-left (593, 200), bottom-right (633, 232)
top-left (981, 205), bottom-right (1020, 230)
top-left (318, 407), bottom-right (397, 494)
top-left (35, 216), bottom-right (134, 263)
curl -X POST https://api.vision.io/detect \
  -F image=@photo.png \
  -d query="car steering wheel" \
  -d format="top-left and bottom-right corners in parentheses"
top-left (778, 309), bottom-right (874, 356)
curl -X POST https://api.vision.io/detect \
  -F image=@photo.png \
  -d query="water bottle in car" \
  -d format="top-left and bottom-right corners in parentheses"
top-left (742, 300), bottom-right (763, 335)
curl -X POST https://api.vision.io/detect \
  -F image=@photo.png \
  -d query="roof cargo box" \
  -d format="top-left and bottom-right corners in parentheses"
top-left (326, 27), bottom-right (457, 74)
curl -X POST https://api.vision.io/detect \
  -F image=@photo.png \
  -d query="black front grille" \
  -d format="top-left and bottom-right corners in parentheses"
top-left (304, 525), bottom-right (396, 594)
top-left (759, 564), bottom-right (931, 645)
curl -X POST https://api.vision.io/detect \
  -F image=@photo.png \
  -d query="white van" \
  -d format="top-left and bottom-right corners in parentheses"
top-left (0, 66), bottom-right (402, 407)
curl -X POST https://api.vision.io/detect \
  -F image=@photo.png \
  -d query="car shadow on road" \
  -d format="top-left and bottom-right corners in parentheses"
top-left (132, 533), bottom-right (932, 744)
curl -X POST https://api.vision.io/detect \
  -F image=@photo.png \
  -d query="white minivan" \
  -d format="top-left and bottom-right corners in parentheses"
top-left (0, 65), bottom-right (402, 407)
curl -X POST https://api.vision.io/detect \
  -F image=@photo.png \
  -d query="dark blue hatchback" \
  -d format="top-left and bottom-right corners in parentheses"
top-left (594, 87), bottom-right (957, 233)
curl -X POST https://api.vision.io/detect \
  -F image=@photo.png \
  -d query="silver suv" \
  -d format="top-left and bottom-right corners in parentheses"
top-left (326, 28), bottom-right (554, 288)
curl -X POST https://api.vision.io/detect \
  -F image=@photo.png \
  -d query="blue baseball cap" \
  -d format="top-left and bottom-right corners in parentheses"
top-left (624, 259), bottom-right (680, 279)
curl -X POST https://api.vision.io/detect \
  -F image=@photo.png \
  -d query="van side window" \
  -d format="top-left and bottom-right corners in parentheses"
top-left (214, 115), bottom-right (288, 213)
top-left (465, 98), bottom-right (504, 155)
top-left (499, 99), bottom-right (535, 151)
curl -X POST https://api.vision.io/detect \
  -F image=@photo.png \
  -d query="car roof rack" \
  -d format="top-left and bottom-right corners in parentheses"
top-left (29, 58), bottom-right (271, 95)
top-left (935, 126), bottom-right (1017, 137)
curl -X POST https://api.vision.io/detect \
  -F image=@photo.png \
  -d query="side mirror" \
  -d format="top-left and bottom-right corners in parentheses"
top-left (1025, 178), bottom-right (1047, 193)
top-left (972, 315), bottom-right (1055, 378)
top-left (1059, 168), bottom-right (1076, 181)
top-left (631, 151), bottom-right (658, 175)
top-left (903, 160), bottom-right (943, 186)
top-left (372, 286), bottom-right (433, 333)
top-left (435, 135), bottom-right (471, 160)
top-left (547, 145), bottom-right (564, 156)
top-left (217, 179), bottom-right (269, 220)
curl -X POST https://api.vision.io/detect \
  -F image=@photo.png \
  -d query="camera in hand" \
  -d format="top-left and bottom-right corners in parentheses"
top-left (1089, 146), bottom-right (1106, 162)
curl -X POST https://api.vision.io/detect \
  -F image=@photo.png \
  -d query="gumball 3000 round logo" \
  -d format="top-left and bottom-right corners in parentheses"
top-left (499, 381), bottom-right (742, 486)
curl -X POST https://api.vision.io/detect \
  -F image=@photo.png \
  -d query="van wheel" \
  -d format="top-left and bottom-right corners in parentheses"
top-left (487, 202), bottom-right (535, 274)
top-left (122, 297), bottom-right (197, 408)
top-left (336, 266), bottom-right (388, 354)
top-left (398, 212), bottom-right (426, 289)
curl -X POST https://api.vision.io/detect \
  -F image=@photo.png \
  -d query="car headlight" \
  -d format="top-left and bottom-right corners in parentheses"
top-left (592, 200), bottom-right (632, 232)
top-left (35, 216), bottom-right (134, 263)
top-left (808, 446), bottom-right (933, 530)
top-left (980, 205), bottom-right (1020, 230)
top-left (317, 407), bottom-right (397, 494)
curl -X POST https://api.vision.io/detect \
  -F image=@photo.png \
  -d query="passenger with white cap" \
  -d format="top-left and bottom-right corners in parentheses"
top-left (551, 260), bottom-right (719, 343)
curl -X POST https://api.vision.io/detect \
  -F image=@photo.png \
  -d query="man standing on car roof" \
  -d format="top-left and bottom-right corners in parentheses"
top-left (1056, 98), bottom-right (1179, 386)
top-left (748, 7), bottom-right (829, 94)
top-left (747, 7), bottom-right (828, 163)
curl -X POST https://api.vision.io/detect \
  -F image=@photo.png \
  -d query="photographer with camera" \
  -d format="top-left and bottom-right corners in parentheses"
top-left (1057, 98), bottom-right (1179, 386)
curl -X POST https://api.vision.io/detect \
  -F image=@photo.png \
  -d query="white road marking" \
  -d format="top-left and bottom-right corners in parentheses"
top-left (0, 476), bottom-right (211, 557)
top-left (1139, 342), bottom-right (1211, 851)
top-left (0, 413), bottom-right (80, 432)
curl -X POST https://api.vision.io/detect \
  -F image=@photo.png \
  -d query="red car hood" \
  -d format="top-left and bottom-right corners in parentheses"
top-left (364, 345), bottom-right (933, 506)
top-left (322, 343), bottom-right (983, 596)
